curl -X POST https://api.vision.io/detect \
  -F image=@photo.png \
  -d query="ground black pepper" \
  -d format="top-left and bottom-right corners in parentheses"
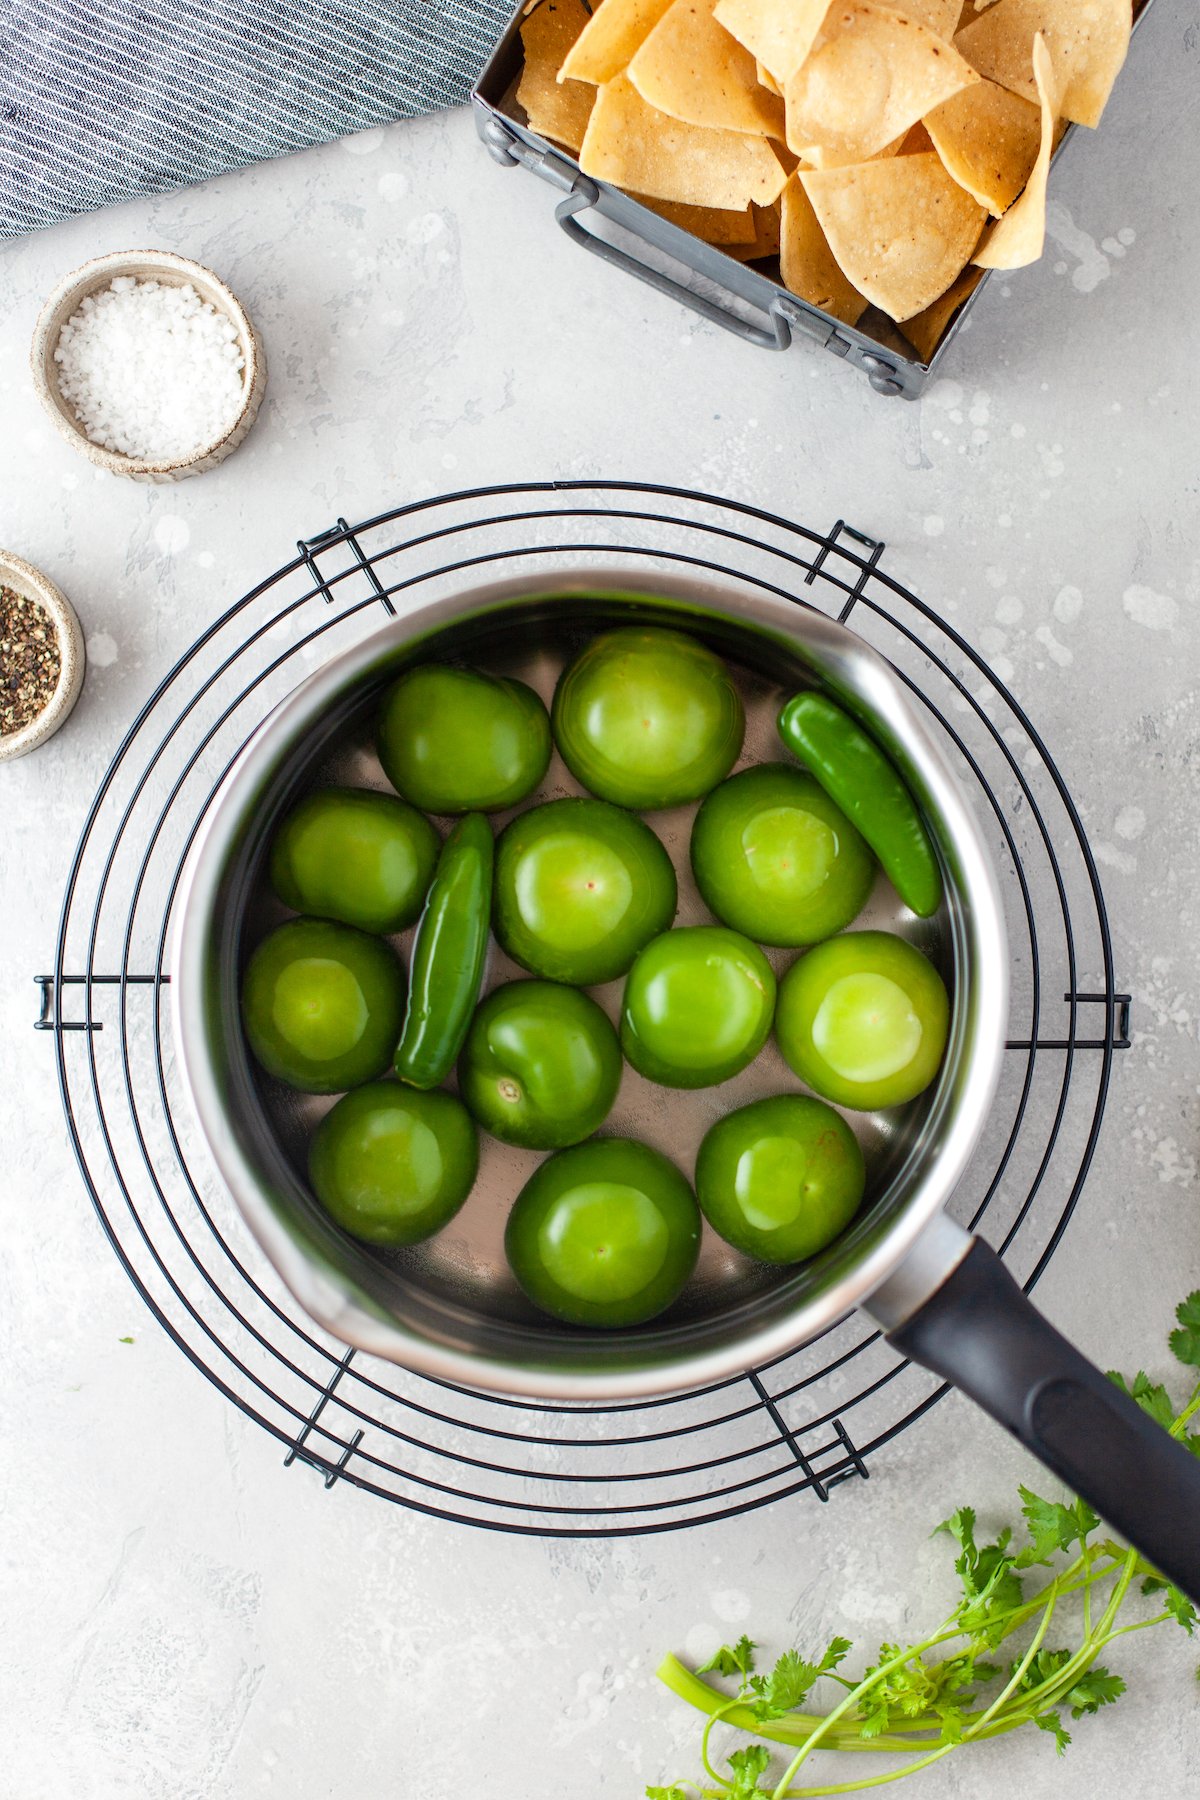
top-left (0, 584), bottom-right (62, 735)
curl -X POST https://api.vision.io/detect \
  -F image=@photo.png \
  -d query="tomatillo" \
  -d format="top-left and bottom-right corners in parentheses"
top-left (552, 626), bottom-right (744, 809)
top-left (377, 663), bottom-right (551, 813)
top-left (621, 925), bottom-right (776, 1089)
top-left (690, 764), bottom-right (874, 946)
top-left (695, 1095), bottom-right (866, 1263)
top-left (269, 786), bottom-right (440, 934)
top-left (309, 1081), bottom-right (478, 1246)
top-left (241, 917), bottom-right (405, 1093)
top-left (776, 930), bottom-right (950, 1110)
top-left (494, 797), bottom-right (677, 985)
top-left (460, 980), bottom-right (622, 1149)
top-left (505, 1137), bottom-right (701, 1327)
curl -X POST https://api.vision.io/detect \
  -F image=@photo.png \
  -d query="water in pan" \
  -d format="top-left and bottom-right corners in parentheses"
top-left (237, 609), bottom-right (949, 1330)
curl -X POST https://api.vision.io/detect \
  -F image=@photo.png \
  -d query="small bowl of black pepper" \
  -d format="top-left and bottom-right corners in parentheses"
top-left (0, 550), bottom-right (86, 762)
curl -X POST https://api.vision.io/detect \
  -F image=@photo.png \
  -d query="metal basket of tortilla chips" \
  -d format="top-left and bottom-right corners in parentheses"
top-left (473, 0), bottom-right (1151, 398)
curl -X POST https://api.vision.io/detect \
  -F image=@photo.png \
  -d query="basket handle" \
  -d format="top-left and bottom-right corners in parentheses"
top-left (873, 1227), bottom-right (1200, 1603)
top-left (555, 178), bottom-right (804, 352)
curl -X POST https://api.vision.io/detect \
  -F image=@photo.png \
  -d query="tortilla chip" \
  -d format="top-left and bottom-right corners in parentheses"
top-left (802, 151), bottom-right (986, 318)
top-left (899, 121), bottom-right (936, 153)
top-left (786, 3), bottom-right (981, 164)
top-left (756, 58), bottom-right (782, 95)
top-left (973, 31), bottom-right (1058, 267)
top-left (628, 0), bottom-right (786, 136)
top-left (954, 0), bottom-right (1129, 128)
top-left (780, 173), bottom-right (869, 322)
top-left (877, 0), bottom-right (961, 33)
top-left (805, 121), bottom-right (924, 168)
top-left (925, 74), bottom-right (1041, 214)
top-left (579, 73), bottom-right (790, 206)
top-left (634, 192), bottom-right (759, 241)
top-left (560, 0), bottom-right (676, 84)
top-left (902, 262), bottom-right (984, 358)
top-left (518, 0), bottom-right (596, 152)
top-left (713, 0), bottom-right (833, 82)
top-left (720, 200), bottom-right (783, 259)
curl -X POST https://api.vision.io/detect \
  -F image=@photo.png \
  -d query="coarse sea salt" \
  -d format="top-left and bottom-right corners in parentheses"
top-left (53, 276), bottom-right (246, 462)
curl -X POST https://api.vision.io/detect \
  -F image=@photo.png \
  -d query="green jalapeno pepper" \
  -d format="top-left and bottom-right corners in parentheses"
top-left (394, 812), bottom-right (494, 1089)
top-left (776, 691), bottom-right (943, 919)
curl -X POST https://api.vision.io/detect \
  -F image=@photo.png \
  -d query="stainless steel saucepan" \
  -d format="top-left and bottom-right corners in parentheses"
top-left (174, 572), bottom-right (1200, 1598)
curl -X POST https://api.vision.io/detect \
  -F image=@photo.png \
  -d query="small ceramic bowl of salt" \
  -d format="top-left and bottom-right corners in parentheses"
top-left (31, 250), bottom-right (267, 484)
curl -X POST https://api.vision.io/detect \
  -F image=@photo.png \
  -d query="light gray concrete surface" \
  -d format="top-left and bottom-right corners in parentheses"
top-left (2, 3), bottom-right (1199, 1795)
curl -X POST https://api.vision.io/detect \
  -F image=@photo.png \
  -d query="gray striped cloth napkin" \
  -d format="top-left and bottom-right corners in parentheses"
top-left (1, 0), bottom-right (516, 240)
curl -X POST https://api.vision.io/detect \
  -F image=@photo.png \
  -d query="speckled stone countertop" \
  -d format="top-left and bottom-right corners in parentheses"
top-left (2, 4), bottom-right (1198, 1795)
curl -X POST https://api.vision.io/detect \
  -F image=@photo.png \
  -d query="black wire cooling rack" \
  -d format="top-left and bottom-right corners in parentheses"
top-left (36, 480), bottom-right (1130, 1536)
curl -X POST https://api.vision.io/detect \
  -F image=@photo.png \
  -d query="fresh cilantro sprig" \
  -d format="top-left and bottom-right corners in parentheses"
top-left (647, 1290), bottom-right (1200, 1799)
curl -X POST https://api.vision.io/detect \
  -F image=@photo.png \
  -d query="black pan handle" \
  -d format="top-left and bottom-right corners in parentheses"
top-left (880, 1235), bottom-right (1200, 1602)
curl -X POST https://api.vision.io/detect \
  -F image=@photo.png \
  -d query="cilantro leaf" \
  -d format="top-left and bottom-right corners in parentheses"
top-left (1014, 1646), bottom-right (1071, 1692)
top-left (934, 1703), bottom-right (965, 1745)
top-left (853, 1642), bottom-right (995, 1740)
top-left (1169, 1292), bottom-right (1200, 1369)
top-left (1064, 1666), bottom-right (1126, 1717)
top-left (646, 1787), bottom-right (690, 1800)
top-left (855, 1643), bottom-right (904, 1738)
top-left (943, 1656), bottom-right (1000, 1694)
top-left (962, 1550), bottom-right (1024, 1638)
top-left (935, 1506), bottom-right (977, 1556)
top-left (1011, 1647), bottom-right (1124, 1726)
top-left (856, 1689), bottom-right (894, 1738)
top-left (937, 1508), bottom-right (1024, 1636)
top-left (1141, 1576), bottom-right (1198, 1634)
top-left (727, 1744), bottom-right (772, 1797)
top-left (1170, 1589), bottom-right (1199, 1634)
top-left (1014, 1488), bottom-right (1099, 1568)
top-left (695, 1636), bottom-right (757, 1681)
top-left (749, 1637), bottom-right (852, 1720)
top-left (857, 1703), bottom-right (892, 1741)
top-left (1034, 1710), bottom-right (1072, 1754)
top-left (1108, 1369), bottom-right (1176, 1430)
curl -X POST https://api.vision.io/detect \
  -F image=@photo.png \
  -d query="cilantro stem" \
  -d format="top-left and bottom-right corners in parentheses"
top-left (765, 1633), bottom-right (964, 1798)
top-left (775, 1743), bottom-right (959, 1796)
top-left (1169, 1384), bottom-right (1200, 1437)
top-left (1103, 1611), bottom-right (1173, 1641)
top-left (700, 1702), bottom-right (742, 1790)
top-left (962, 1582), bottom-right (1059, 1740)
top-left (654, 1658), bottom-right (923, 1754)
top-left (980, 1548), bottom-right (1140, 1731)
